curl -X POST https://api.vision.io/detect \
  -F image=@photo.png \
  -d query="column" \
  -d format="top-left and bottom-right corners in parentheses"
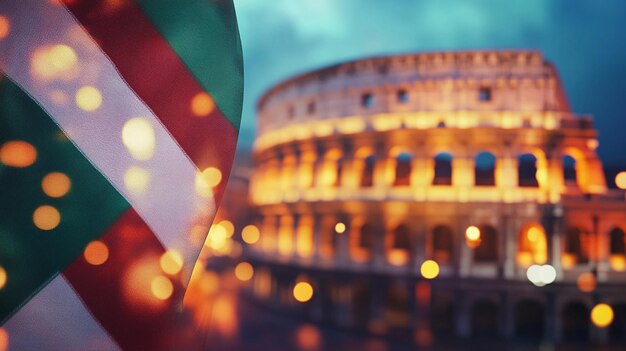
top-left (452, 150), bottom-right (474, 202)
top-left (546, 152), bottom-right (564, 203)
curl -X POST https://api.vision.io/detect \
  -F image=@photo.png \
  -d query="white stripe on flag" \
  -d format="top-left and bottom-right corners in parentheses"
top-left (3, 276), bottom-right (121, 351)
top-left (0, 0), bottom-right (214, 280)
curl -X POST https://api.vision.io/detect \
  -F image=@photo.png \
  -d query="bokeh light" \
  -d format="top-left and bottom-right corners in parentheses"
top-left (75, 86), bottom-right (102, 112)
top-left (526, 264), bottom-right (556, 287)
top-left (465, 226), bottom-right (480, 241)
top-left (32, 205), bottom-right (61, 231)
top-left (31, 44), bottom-right (77, 81)
top-left (124, 166), bottom-right (151, 195)
top-left (241, 225), bottom-right (260, 244)
top-left (234, 261), bottom-right (254, 282)
top-left (615, 171), bottom-right (626, 190)
top-left (0, 327), bottom-right (8, 351)
top-left (420, 260), bottom-right (439, 279)
top-left (577, 272), bottom-right (597, 292)
top-left (160, 249), bottom-right (183, 275)
top-left (334, 222), bottom-right (346, 234)
top-left (591, 303), bottom-right (614, 328)
top-left (293, 281), bottom-right (314, 303)
top-left (41, 172), bottom-right (71, 198)
top-left (0, 140), bottom-right (37, 168)
top-left (122, 117), bottom-right (156, 161)
top-left (219, 220), bottom-right (235, 237)
top-left (195, 167), bottom-right (222, 197)
top-left (0, 266), bottom-right (6, 290)
top-left (191, 92), bottom-right (215, 117)
top-left (150, 275), bottom-right (174, 300)
top-left (83, 240), bottom-right (109, 266)
top-left (295, 325), bottom-right (321, 351)
top-left (0, 15), bottom-right (10, 40)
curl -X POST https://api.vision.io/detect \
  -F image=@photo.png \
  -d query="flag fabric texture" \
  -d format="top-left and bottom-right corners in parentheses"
top-left (0, 0), bottom-right (242, 350)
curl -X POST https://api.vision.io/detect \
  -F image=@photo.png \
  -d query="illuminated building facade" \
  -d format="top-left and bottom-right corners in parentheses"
top-left (244, 51), bottom-right (626, 344)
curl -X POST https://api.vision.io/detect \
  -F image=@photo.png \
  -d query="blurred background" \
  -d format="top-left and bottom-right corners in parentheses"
top-left (193, 1), bottom-right (626, 351)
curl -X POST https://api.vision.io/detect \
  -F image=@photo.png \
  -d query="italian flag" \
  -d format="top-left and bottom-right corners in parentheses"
top-left (0, 0), bottom-right (242, 350)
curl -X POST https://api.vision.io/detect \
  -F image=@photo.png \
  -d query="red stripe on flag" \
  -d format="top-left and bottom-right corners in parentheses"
top-left (61, 0), bottom-right (237, 204)
top-left (63, 209), bottom-right (204, 351)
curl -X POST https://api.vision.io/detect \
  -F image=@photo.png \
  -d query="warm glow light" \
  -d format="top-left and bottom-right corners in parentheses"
top-left (591, 303), bottom-right (614, 328)
top-left (293, 281), bottom-right (314, 303)
top-left (191, 92), bottom-right (215, 117)
top-left (334, 222), bottom-right (346, 234)
top-left (219, 220), bottom-right (235, 237)
top-left (0, 140), bottom-right (37, 167)
top-left (577, 272), bottom-right (597, 292)
top-left (610, 255), bottom-right (626, 271)
top-left (234, 261), bottom-right (254, 282)
top-left (0, 327), bottom-right (8, 351)
top-left (615, 172), bottom-right (626, 190)
top-left (195, 167), bottom-right (222, 197)
top-left (75, 86), bottom-right (102, 112)
top-left (122, 117), bottom-right (156, 161)
top-left (160, 250), bottom-right (183, 275)
top-left (295, 325), bottom-right (321, 351)
top-left (465, 226), bottom-right (480, 241)
top-left (0, 266), bottom-right (6, 290)
top-left (83, 241), bottom-right (109, 266)
top-left (241, 225), bottom-right (260, 244)
top-left (150, 275), bottom-right (174, 300)
top-left (420, 260), bottom-right (440, 279)
top-left (41, 172), bottom-right (71, 198)
top-left (33, 205), bottom-right (61, 231)
top-left (526, 264), bottom-right (556, 287)
top-left (124, 166), bottom-right (151, 195)
top-left (0, 16), bottom-right (10, 40)
top-left (31, 44), bottom-right (77, 80)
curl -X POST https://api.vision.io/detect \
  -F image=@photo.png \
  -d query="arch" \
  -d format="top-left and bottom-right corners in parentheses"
top-left (474, 225), bottom-right (498, 263)
top-left (431, 294), bottom-right (455, 336)
top-left (562, 147), bottom-right (589, 191)
top-left (514, 299), bottom-right (545, 340)
top-left (393, 152), bottom-right (412, 186)
top-left (433, 152), bottom-right (453, 185)
top-left (387, 224), bottom-right (411, 266)
top-left (352, 282), bottom-right (371, 328)
top-left (609, 303), bottom-right (626, 342)
top-left (397, 89), bottom-right (409, 104)
top-left (361, 92), bottom-right (375, 108)
top-left (563, 154), bottom-right (577, 183)
top-left (475, 151), bottom-right (496, 186)
top-left (317, 148), bottom-right (342, 187)
top-left (384, 283), bottom-right (410, 328)
top-left (360, 155), bottom-right (376, 187)
top-left (561, 301), bottom-right (589, 342)
top-left (517, 224), bottom-right (547, 267)
top-left (564, 227), bottom-right (588, 265)
top-left (470, 299), bottom-right (499, 338)
top-left (518, 153), bottom-right (539, 187)
top-left (610, 227), bottom-right (626, 255)
top-left (296, 216), bottom-right (314, 258)
top-left (319, 216), bottom-right (337, 260)
top-left (431, 225), bottom-right (454, 264)
top-left (351, 222), bottom-right (374, 263)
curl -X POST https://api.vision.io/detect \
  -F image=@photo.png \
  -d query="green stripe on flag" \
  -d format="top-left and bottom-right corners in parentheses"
top-left (0, 75), bottom-right (130, 323)
top-left (136, 0), bottom-right (244, 131)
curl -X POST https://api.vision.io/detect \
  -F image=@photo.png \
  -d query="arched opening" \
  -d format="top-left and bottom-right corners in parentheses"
top-left (351, 222), bottom-right (374, 263)
top-left (610, 227), bottom-right (626, 255)
top-left (514, 299), bottom-right (544, 340)
top-left (317, 149), bottom-right (342, 187)
top-left (361, 155), bottom-right (376, 187)
top-left (281, 154), bottom-right (297, 190)
top-left (431, 225), bottom-right (454, 264)
top-left (393, 152), bottom-right (412, 186)
top-left (474, 225), bottom-right (498, 263)
top-left (296, 216), bottom-right (314, 258)
top-left (431, 294), bottom-right (455, 336)
top-left (319, 216), bottom-right (337, 260)
top-left (563, 227), bottom-right (588, 266)
top-left (475, 151), bottom-right (496, 186)
top-left (518, 153), bottom-right (539, 187)
top-left (433, 152), bottom-right (453, 185)
top-left (470, 299), bottom-right (499, 338)
top-left (384, 283), bottom-right (410, 329)
top-left (352, 282), bottom-right (371, 328)
top-left (516, 224), bottom-right (547, 267)
top-left (563, 155), bottom-right (577, 184)
top-left (609, 227), bottom-right (626, 271)
top-left (387, 224), bottom-right (411, 266)
top-left (609, 303), bottom-right (626, 343)
top-left (361, 92), bottom-right (375, 108)
top-left (397, 89), bottom-right (409, 104)
top-left (561, 301), bottom-right (589, 342)
top-left (277, 216), bottom-right (294, 256)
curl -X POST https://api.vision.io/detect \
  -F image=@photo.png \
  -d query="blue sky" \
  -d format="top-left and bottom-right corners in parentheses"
top-left (234, 0), bottom-right (626, 165)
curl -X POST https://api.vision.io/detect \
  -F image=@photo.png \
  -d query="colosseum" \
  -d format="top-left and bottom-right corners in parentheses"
top-left (242, 50), bottom-right (626, 345)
